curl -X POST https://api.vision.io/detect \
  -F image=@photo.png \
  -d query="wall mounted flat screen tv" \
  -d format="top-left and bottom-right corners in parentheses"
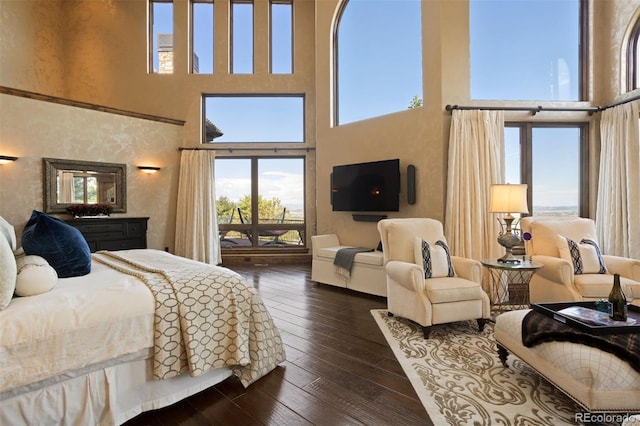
top-left (331, 159), bottom-right (400, 212)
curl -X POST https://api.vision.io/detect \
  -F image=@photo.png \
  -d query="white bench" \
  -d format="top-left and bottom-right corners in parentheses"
top-left (495, 309), bottom-right (640, 413)
top-left (311, 234), bottom-right (386, 297)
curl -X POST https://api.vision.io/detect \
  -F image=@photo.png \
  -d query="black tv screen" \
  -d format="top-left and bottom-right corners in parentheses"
top-left (331, 159), bottom-right (400, 212)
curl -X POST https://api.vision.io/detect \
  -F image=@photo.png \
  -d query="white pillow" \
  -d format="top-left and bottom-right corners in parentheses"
top-left (557, 234), bottom-right (607, 275)
top-left (0, 216), bottom-right (17, 310)
top-left (414, 237), bottom-right (455, 278)
top-left (15, 255), bottom-right (58, 297)
top-left (0, 236), bottom-right (17, 310)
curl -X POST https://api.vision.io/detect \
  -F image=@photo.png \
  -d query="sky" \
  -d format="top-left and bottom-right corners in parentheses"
top-left (152, 0), bottom-right (582, 212)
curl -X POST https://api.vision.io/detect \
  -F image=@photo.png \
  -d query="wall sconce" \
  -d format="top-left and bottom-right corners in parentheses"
top-left (138, 166), bottom-right (161, 174)
top-left (0, 155), bottom-right (18, 164)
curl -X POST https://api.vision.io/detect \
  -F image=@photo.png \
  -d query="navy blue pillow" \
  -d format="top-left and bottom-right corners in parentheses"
top-left (22, 210), bottom-right (91, 278)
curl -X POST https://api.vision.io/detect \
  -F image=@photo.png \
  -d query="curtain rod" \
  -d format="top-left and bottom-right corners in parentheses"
top-left (445, 93), bottom-right (640, 116)
top-left (179, 146), bottom-right (315, 152)
top-left (445, 104), bottom-right (599, 115)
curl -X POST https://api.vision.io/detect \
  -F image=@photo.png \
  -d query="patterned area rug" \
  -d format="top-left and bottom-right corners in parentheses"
top-left (371, 309), bottom-right (585, 426)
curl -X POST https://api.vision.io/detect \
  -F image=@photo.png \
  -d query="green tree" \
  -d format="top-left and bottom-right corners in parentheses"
top-left (216, 196), bottom-right (236, 223)
top-left (408, 95), bottom-right (423, 109)
top-left (237, 195), bottom-right (285, 222)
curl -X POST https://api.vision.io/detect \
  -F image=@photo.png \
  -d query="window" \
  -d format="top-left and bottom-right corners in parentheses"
top-left (215, 157), bottom-right (305, 249)
top-left (504, 124), bottom-right (587, 217)
top-left (149, 0), bottom-right (174, 74)
top-left (627, 16), bottom-right (640, 91)
top-left (335, 0), bottom-right (422, 125)
top-left (203, 95), bottom-right (304, 142)
top-left (470, 0), bottom-right (584, 101)
top-left (270, 0), bottom-right (293, 74)
top-left (231, 1), bottom-right (254, 74)
top-left (191, 0), bottom-right (214, 74)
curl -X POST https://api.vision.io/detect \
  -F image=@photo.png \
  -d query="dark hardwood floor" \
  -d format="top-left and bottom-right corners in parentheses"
top-left (124, 262), bottom-right (432, 426)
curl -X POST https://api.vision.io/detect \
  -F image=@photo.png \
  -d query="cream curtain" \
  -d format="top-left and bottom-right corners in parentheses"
top-left (596, 101), bottom-right (640, 259)
top-left (174, 150), bottom-right (222, 265)
top-left (59, 171), bottom-right (74, 203)
top-left (444, 109), bottom-right (504, 262)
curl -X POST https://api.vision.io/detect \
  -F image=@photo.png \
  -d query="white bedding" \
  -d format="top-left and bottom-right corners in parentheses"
top-left (1, 261), bottom-right (155, 397)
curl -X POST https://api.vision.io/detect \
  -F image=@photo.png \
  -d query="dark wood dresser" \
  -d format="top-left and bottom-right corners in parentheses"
top-left (65, 217), bottom-right (149, 252)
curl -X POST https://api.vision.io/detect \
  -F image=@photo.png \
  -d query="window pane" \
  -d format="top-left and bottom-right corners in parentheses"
top-left (232, 1), bottom-right (253, 74)
top-left (258, 158), bottom-right (303, 245)
top-left (337, 0), bottom-right (422, 125)
top-left (532, 128), bottom-right (580, 216)
top-left (271, 1), bottom-right (292, 74)
top-left (204, 96), bottom-right (304, 142)
top-left (504, 127), bottom-right (521, 184)
top-left (470, 0), bottom-right (580, 101)
top-left (193, 1), bottom-right (214, 74)
top-left (151, 2), bottom-right (174, 74)
top-left (216, 159), bottom-right (252, 246)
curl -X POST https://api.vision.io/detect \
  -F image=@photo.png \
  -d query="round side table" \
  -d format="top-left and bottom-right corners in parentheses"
top-left (481, 259), bottom-right (543, 313)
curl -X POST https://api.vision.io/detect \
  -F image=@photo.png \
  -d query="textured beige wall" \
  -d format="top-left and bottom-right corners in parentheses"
top-left (0, 0), bottom-right (65, 96)
top-left (314, 0), bottom-right (448, 248)
top-left (0, 94), bottom-right (182, 251)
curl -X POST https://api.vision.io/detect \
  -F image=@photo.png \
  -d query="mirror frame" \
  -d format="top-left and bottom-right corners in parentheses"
top-left (43, 158), bottom-right (127, 214)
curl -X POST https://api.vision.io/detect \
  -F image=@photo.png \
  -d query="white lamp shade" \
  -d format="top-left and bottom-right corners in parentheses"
top-left (489, 184), bottom-right (529, 214)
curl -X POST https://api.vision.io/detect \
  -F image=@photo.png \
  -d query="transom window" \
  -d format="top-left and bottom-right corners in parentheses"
top-left (191, 0), bottom-right (214, 74)
top-left (203, 95), bottom-right (304, 143)
top-left (149, 0), bottom-right (174, 74)
top-left (270, 0), bottom-right (293, 74)
top-left (231, 0), bottom-right (254, 74)
top-left (335, 0), bottom-right (422, 125)
top-left (505, 123), bottom-right (587, 217)
top-left (470, 0), bottom-right (584, 101)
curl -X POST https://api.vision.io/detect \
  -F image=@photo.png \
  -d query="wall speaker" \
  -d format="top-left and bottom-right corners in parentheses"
top-left (407, 164), bottom-right (416, 205)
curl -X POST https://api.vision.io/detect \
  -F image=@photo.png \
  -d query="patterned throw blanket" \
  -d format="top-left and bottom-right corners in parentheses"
top-left (92, 250), bottom-right (286, 386)
top-left (521, 309), bottom-right (640, 373)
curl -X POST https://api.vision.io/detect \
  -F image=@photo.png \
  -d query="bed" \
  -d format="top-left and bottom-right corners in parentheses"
top-left (0, 214), bottom-right (286, 425)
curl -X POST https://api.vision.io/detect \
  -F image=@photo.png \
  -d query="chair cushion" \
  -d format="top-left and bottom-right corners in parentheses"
top-left (557, 235), bottom-right (607, 274)
top-left (425, 276), bottom-right (484, 304)
top-left (414, 237), bottom-right (455, 278)
top-left (316, 246), bottom-right (383, 266)
top-left (574, 274), bottom-right (640, 299)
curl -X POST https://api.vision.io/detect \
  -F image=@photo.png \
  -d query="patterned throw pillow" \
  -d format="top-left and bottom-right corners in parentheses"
top-left (557, 235), bottom-right (607, 274)
top-left (414, 237), bottom-right (455, 279)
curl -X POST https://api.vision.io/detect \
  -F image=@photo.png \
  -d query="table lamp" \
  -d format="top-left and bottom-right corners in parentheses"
top-left (489, 183), bottom-right (529, 263)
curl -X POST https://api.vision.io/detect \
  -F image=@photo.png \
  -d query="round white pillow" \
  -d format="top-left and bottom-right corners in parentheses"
top-left (15, 255), bottom-right (58, 297)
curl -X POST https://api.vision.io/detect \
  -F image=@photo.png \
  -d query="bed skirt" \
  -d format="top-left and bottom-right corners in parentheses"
top-left (0, 350), bottom-right (233, 426)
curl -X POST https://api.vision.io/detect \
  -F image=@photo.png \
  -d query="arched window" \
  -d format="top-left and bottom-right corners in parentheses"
top-left (627, 16), bottom-right (640, 91)
top-left (334, 0), bottom-right (422, 126)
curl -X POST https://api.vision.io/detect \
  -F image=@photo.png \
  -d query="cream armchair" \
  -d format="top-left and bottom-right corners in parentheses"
top-left (520, 217), bottom-right (640, 306)
top-left (377, 218), bottom-right (490, 338)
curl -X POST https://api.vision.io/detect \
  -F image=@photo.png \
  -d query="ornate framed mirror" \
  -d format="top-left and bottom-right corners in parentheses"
top-left (43, 158), bottom-right (127, 214)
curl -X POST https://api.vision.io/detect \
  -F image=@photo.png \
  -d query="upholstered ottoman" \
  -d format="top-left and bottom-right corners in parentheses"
top-left (494, 309), bottom-right (640, 413)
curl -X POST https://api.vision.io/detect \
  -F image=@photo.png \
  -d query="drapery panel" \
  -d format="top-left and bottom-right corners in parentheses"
top-left (174, 150), bottom-right (222, 265)
top-left (445, 109), bottom-right (504, 262)
top-left (597, 101), bottom-right (640, 259)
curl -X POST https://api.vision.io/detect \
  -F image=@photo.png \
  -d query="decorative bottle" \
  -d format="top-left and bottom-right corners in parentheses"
top-left (608, 273), bottom-right (628, 321)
